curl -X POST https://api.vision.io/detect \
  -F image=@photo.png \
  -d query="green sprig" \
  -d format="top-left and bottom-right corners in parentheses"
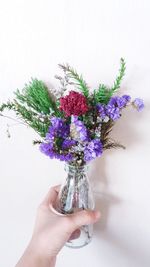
top-left (15, 78), bottom-right (60, 116)
top-left (0, 100), bottom-right (50, 137)
top-left (93, 84), bottom-right (110, 104)
top-left (93, 58), bottom-right (126, 104)
top-left (111, 58), bottom-right (126, 93)
top-left (59, 63), bottom-right (89, 98)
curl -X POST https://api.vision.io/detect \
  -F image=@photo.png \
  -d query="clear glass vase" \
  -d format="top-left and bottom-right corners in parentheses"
top-left (54, 163), bottom-right (95, 248)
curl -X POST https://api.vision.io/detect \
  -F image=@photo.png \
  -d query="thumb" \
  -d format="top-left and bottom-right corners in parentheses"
top-left (70, 209), bottom-right (101, 229)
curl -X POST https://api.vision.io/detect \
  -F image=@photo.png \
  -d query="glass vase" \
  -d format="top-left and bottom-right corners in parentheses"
top-left (54, 163), bottom-right (95, 248)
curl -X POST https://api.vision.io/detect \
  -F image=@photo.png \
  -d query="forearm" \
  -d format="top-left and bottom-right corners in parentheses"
top-left (15, 243), bottom-right (56, 267)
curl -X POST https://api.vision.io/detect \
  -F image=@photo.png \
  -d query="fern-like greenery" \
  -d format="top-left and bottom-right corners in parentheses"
top-left (58, 63), bottom-right (89, 98)
top-left (15, 78), bottom-right (60, 116)
top-left (94, 58), bottom-right (126, 104)
top-left (0, 100), bottom-right (50, 137)
top-left (93, 84), bottom-right (110, 104)
top-left (111, 58), bottom-right (126, 93)
top-left (0, 79), bottom-right (61, 137)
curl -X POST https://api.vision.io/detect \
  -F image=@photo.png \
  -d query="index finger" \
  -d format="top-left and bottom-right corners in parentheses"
top-left (41, 184), bottom-right (61, 207)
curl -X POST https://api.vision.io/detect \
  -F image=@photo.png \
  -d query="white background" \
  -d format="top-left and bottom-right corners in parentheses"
top-left (0, 1), bottom-right (150, 267)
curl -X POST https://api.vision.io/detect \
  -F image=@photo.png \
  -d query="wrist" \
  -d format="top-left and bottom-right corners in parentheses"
top-left (28, 239), bottom-right (57, 266)
top-left (16, 240), bottom-right (56, 267)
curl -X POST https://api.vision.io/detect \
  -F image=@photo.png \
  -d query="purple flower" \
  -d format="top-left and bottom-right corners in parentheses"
top-left (55, 153), bottom-right (73, 161)
top-left (71, 115), bottom-right (89, 142)
top-left (84, 139), bottom-right (103, 161)
top-left (46, 128), bottom-right (55, 140)
top-left (105, 95), bottom-right (131, 121)
top-left (106, 104), bottom-right (120, 121)
top-left (108, 95), bottom-right (131, 109)
top-left (39, 142), bottom-right (55, 158)
top-left (108, 96), bottom-right (119, 106)
top-left (133, 98), bottom-right (144, 111)
top-left (39, 116), bottom-right (74, 162)
top-left (96, 104), bottom-right (106, 119)
top-left (45, 117), bottom-right (70, 141)
top-left (40, 141), bottom-right (74, 161)
top-left (51, 117), bottom-right (62, 127)
top-left (122, 94), bottom-right (131, 103)
top-left (50, 117), bottom-right (70, 138)
top-left (117, 95), bottom-right (131, 108)
top-left (62, 139), bottom-right (77, 149)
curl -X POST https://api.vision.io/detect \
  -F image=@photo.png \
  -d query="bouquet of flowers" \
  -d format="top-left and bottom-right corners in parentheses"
top-left (0, 58), bottom-right (144, 248)
top-left (0, 58), bottom-right (144, 166)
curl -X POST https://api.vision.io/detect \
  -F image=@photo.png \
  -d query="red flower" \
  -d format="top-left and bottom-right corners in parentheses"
top-left (60, 91), bottom-right (89, 116)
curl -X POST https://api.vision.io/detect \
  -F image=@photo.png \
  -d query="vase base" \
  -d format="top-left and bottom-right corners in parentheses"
top-left (65, 237), bottom-right (92, 249)
top-left (50, 204), bottom-right (93, 249)
top-left (65, 224), bottom-right (93, 249)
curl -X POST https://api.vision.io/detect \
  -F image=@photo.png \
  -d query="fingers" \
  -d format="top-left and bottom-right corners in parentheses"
top-left (68, 229), bottom-right (81, 240)
top-left (40, 186), bottom-right (100, 233)
top-left (41, 185), bottom-right (61, 207)
top-left (69, 209), bottom-right (101, 230)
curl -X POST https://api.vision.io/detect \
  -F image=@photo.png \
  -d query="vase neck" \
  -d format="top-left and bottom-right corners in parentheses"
top-left (65, 163), bottom-right (88, 173)
top-left (64, 163), bottom-right (89, 183)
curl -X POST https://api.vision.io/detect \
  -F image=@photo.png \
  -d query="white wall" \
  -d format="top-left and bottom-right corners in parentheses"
top-left (0, 1), bottom-right (150, 267)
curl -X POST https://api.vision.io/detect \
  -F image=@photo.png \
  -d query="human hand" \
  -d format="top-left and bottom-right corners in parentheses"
top-left (16, 185), bottom-right (100, 267)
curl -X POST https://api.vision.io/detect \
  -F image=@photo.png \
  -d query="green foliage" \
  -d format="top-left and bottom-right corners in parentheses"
top-left (55, 137), bottom-right (64, 149)
top-left (0, 78), bottom-right (63, 138)
top-left (111, 58), bottom-right (126, 93)
top-left (93, 84), bottom-right (111, 104)
top-left (0, 100), bottom-right (50, 137)
top-left (15, 78), bottom-right (60, 116)
top-left (30, 118), bottom-right (49, 137)
top-left (59, 63), bottom-right (89, 98)
top-left (94, 58), bottom-right (126, 104)
top-left (0, 101), bottom-right (15, 112)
